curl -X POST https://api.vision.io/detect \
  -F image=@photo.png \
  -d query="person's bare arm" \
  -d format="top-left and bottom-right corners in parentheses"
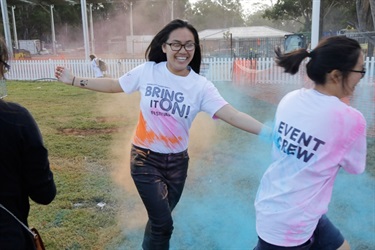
top-left (55, 66), bottom-right (122, 93)
top-left (214, 104), bottom-right (267, 135)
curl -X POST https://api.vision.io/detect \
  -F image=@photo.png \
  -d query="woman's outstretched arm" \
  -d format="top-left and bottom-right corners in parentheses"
top-left (55, 66), bottom-right (123, 93)
top-left (215, 104), bottom-right (270, 136)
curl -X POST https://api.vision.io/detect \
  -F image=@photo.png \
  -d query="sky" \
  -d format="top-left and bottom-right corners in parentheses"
top-left (189, 0), bottom-right (273, 15)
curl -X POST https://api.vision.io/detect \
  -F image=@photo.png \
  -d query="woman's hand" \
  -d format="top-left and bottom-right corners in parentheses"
top-left (55, 66), bottom-right (74, 85)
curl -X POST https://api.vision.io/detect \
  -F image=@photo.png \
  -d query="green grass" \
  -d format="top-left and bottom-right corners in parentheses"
top-left (4, 80), bottom-right (374, 249)
top-left (5, 80), bottom-right (132, 249)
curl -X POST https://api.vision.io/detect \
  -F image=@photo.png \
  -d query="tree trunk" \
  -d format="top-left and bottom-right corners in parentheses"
top-left (319, 0), bottom-right (324, 40)
top-left (369, 0), bottom-right (375, 28)
top-left (369, 0), bottom-right (375, 56)
top-left (356, 0), bottom-right (375, 56)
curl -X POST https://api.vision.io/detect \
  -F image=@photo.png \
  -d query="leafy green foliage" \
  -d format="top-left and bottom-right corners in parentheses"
top-left (262, 0), bottom-right (357, 33)
top-left (189, 0), bottom-right (245, 30)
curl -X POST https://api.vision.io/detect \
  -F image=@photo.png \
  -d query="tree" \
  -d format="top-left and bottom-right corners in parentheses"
top-left (4, 1), bottom-right (83, 47)
top-left (3, 0), bottom-right (189, 50)
top-left (245, 9), bottom-right (302, 32)
top-left (3, 0), bottom-right (247, 47)
top-left (262, 0), bottom-right (356, 37)
top-left (263, 0), bottom-right (312, 31)
top-left (188, 0), bottom-right (245, 31)
top-left (355, 0), bottom-right (375, 56)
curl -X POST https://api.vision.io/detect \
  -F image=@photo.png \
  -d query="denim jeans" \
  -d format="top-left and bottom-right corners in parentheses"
top-left (130, 145), bottom-right (189, 250)
top-left (254, 236), bottom-right (313, 250)
top-left (254, 215), bottom-right (344, 250)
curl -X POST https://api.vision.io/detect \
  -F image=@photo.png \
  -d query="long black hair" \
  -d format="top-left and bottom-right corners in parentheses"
top-left (275, 36), bottom-right (361, 85)
top-left (145, 19), bottom-right (202, 74)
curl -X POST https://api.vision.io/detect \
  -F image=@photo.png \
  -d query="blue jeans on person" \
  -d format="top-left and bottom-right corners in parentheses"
top-left (130, 144), bottom-right (189, 250)
top-left (254, 237), bottom-right (313, 250)
top-left (254, 215), bottom-right (345, 250)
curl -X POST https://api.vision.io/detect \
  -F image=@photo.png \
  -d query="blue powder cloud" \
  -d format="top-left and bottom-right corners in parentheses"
top-left (119, 82), bottom-right (374, 249)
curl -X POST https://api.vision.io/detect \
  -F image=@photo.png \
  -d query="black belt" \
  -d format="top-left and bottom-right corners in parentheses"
top-left (132, 144), bottom-right (188, 157)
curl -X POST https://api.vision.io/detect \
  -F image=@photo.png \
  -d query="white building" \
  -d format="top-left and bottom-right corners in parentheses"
top-left (198, 26), bottom-right (293, 58)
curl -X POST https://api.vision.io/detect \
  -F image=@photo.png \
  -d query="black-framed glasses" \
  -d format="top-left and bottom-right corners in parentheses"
top-left (347, 68), bottom-right (366, 79)
top-left (0, 59), bottom-right (10, 71)
top-left (165, 42), bottom-right (196, 51)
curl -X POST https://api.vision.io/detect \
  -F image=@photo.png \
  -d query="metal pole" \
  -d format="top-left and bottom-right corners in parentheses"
top-left (81, 0), bottom-right (90, 60)
top-left (130, 2), bottom-right (133, 55)
top-left (89, 3), bottom-right (95, 54)
top-left (230, 33), bottom-right (233, 59)
top-left (171, 0), bottom-right (174, 20)
top-left (81, 0), bottom-right (90, 59)
top-left (11, 6), bottom-right (18, 49)
top-left (311, 0), bottom-right (320, 49)
top-left (1, 0), bottom-right (13, 57)
top-left (50, 5), bottom-right (56, 54)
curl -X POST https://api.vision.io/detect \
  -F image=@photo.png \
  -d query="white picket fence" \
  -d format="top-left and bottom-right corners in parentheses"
top-left (5, 57), bottom-right (375, 85)
top-left (6, 58), bottom-right (146, 81)
top-left (5, 57), bottom-right (236, 82)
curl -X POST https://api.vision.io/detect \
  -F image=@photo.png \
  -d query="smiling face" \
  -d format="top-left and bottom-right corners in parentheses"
top-left (162, 28), bottom-right (196, 76)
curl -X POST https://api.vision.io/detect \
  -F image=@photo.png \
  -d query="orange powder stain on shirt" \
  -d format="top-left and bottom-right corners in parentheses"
top-left (133, 112), bottom-right (183, 147)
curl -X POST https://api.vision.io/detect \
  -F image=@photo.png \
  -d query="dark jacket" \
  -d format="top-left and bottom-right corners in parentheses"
top-left (0, 101), bottom-right (56, 250)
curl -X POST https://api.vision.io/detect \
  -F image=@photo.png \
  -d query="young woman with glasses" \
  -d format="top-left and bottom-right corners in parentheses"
top-left (55, 19), bottom-right (268, 250)
top-left (253, 36), bottom-right (367, 250)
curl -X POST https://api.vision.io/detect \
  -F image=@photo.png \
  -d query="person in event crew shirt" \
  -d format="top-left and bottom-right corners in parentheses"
top-left (254, 36), bottom-right (367, 250)
top-left (55, 19), bottom-right (269, 250)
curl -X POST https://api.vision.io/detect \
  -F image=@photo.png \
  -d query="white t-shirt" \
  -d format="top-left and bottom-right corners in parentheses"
top-left (91, 58), bottom-right (103, 78)
top-left (255, 88), bottom-right (367, 246)
top-left (119, 61), bottom-right (228, 153)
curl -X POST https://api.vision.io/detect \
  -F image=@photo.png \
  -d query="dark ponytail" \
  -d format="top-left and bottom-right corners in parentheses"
top-left (275, 47), bottom-right (310, 75)
top-left (275, 36), bottom-right (362, 85)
